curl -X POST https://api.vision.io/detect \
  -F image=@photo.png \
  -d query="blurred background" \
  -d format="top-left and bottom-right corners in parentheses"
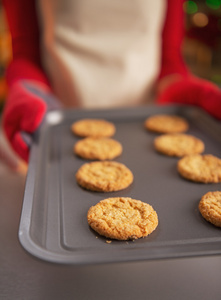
top-left (0, 0), bottom-right (221, 112)
top-left (183, 0), bottom-right (221, 82)
top-left (0, 0), bottom-right (221, 113)
top-left (0, 0), bottom-right (220, 171)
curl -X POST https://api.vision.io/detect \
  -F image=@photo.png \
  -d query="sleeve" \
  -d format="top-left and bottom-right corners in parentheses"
top-left (2, 0), bottom-right (50, 87)
top-left (158, 0), bottom-right (189, 80)
top-left (156, 0), bottom-right (221, 120)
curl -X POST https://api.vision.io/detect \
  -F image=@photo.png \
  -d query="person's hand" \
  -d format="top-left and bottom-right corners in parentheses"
top-left (156, 75), bottom-right (221, 120)
top-left (2, 80), bottom-right (61, 162)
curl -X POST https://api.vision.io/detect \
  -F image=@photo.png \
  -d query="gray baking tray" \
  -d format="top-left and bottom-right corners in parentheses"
top-left (19, 104), bottom-right (221, 264)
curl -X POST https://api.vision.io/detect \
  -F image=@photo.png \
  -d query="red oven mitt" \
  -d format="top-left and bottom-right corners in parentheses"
top-left (156, 76), bottom-right (221, 120)
top-left (2, 80), bottom-right (61, 162)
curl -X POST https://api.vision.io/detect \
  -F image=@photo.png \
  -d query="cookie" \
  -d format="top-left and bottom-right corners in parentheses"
top-left (144, 114), bottom-right (189, 133)
top-left (87, 197), bottom-right (158, 240)
top-left (199, 191), bottom-right (221, 227)
top-left (74, 137), bottom-right (123, 160)
top-left (71, 119), bottom-right (116, 137)
top-left (76, 161), bottom-right (133, 192)
top-left (154, 133), bottom-right (205, 157)
top-left (177, 154), bottom-right (221, 183)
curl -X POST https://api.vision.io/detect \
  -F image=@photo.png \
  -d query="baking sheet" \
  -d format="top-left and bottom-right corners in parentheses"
top-left (19, 105), bottom-right (221, 264)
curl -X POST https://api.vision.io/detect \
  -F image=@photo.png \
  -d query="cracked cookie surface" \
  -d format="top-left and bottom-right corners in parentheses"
top-left (87, 197), bottom-right (158, 240)
top-left (74, 137), bottom-right (122, 160)
top-left (154, 133), bottom-right (205, 157)
top-left (177, 154), bottom-right (221, 183)
top-left (76, 161), bottom-right (133, 192)
top-left (199, 191), bottom-right (221, 227)
top-left (145, 114), bottom-right (189, 133)
top-left (71, 119), bottom-right (115, 137)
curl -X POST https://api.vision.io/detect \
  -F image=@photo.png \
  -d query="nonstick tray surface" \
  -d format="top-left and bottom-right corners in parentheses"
top-left (19, 105), bottom-right (221, 264)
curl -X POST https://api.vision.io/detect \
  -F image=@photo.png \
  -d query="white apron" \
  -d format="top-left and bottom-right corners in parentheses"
top-left (38, 0), bottom-right (166, 108)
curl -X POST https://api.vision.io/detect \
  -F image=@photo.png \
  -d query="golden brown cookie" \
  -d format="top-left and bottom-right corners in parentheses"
top-left (76, 161), bottom-right (133, 192)
top-left (71, 119), bottom-right (116, 137)
top-left (199, 191), bottom-right (221, 227)
top-left (177, 154), bottom-right (221, 183)
top-left (154, 133), bottom-right (205, 157)
top-left (74, 137), bottom-right (123, 160)
top-left (87, 197), bottom-right (158, 240)
top-left (144, 114), bottom-right (189, 133)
